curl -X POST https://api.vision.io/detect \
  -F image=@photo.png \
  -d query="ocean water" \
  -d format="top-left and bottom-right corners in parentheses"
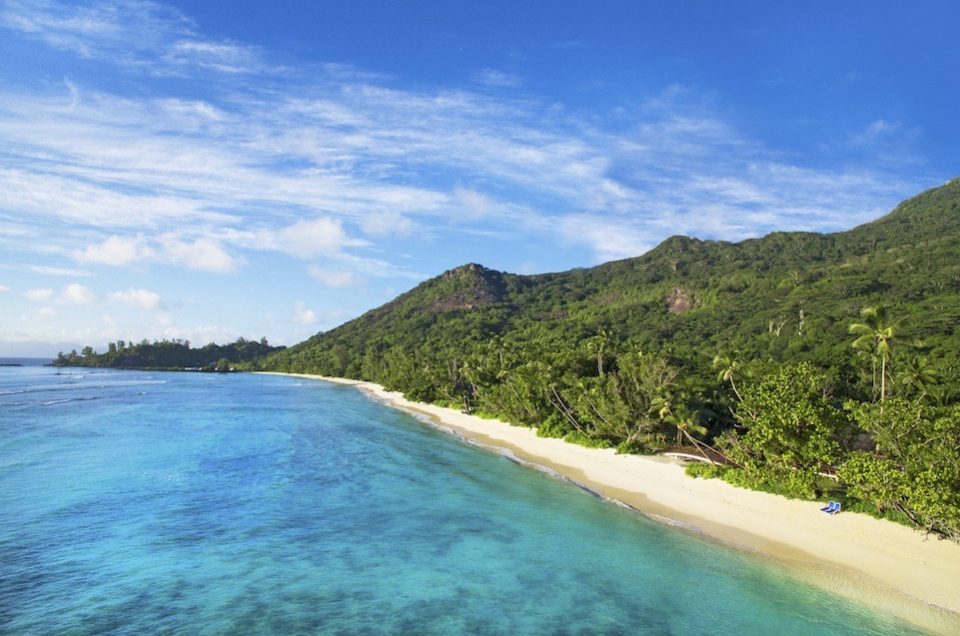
top-left (0, 366), bottom-right (926, 635)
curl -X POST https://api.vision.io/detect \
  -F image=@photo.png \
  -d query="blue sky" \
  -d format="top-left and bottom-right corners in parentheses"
top-left (1, 1), bottom-right (958, 357)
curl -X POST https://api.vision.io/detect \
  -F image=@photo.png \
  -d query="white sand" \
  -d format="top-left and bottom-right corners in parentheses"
top-left (262, 372), bottom-right (960, 634)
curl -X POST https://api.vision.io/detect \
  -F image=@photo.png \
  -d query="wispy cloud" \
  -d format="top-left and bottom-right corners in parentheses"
top-left (1, 0), bottom-right (270, 75)
top-left (308, 266), bottom-right (356, 288)
top-left (851, 119), bottom-right (900, 146)
top-left (0, 0), bottom-right (932, 281)
top-left (1, 0), bottom-right (189, 58)
top-left (360, 211), bottom-right (413, 237)
top-left (24, 288), bottom-right (54, 301)
top-left (29, 265), bottom-right (94, 277)
top-left (164, 39), bottom-right (267, 74)
top-left (0, 264), bottom-right (93, 277)
top-left (473, 68), bottom-right (522, 88)
top-left (557, 215), bottom-right (654, 262)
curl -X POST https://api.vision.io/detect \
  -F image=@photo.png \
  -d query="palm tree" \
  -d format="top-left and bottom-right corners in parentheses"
top-left (854, 348), bottom-right (878, 400)
top-left (586, 328), bottom-right (612, 376)
top-left (654, 394), bottom-right (709, 452)
top-left (926, 384), bottom-right (957, 408)
top-left (849, 306), bottom-right (896, 402)
top-left (712, 354), bottom-right (743, 402)
top-left (896, 356), bottom-right (938, 400)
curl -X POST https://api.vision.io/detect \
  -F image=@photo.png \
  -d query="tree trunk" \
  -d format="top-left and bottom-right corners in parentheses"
top-left (729, 377), bottom-right (743, 403)
top-left (880, 355), bottom-right (887, 401)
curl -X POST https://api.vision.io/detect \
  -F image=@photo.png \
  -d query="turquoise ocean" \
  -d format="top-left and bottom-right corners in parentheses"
top-left (0, 364), bottom-right (926, 634)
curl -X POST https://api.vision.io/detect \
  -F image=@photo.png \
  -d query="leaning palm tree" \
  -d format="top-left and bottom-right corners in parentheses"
top-left (849, 306), bottom-right (896, 402)
top-left (654, 394), bottom-right (709, 452)
top-left (712, 354), bottom-right (743, 402)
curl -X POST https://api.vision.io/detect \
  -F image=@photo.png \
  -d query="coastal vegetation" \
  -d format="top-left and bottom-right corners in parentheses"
top-left (54, 337), bottom-right (283, 371)
top-left (261, 179), bottom-right (960, 541)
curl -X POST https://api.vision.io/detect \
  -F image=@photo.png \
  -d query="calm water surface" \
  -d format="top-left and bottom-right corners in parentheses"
top-left (0, 366), bottom-right (927, 634)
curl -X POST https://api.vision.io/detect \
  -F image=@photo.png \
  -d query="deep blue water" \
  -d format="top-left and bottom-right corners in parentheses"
top-left (0, 367), bottom-right (926, 635)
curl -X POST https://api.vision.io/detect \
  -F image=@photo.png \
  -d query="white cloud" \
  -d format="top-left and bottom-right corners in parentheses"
top-left (160, 236), bottom-right (238, 272)
top-left (62, 283), bottom-right (95, 304)
top-left (558, 215), bottom-right (654, 262)
top-left (73, 232), bottom-right (237, 273)
top-left (0, 284), bottom-right (9, 293)
top-left (37, 307), bottom-right (56, 317)
top-left (0, 0), bottom-right (268, 76)
top-left (308, 266), bottom-right (355, 288)
top-left (0, 0), bottom-right (931, 273)
top-left (24, 288), bottom-right (54, 301)
top-left (0, 71), bottom-right (922, 269)
top-left (275, 217), bottom-right (353, 259)
top-left (76, 234), bottom-right (151, 266)
top-left (109, 288), bottom-right (162, 310)
top-left (158, 98), bottom-right (223, 122)
top-left (852, 119), bottom-right (896, 142)
top-left (28, 265), bottom-right (93, 277)
top-left (292, 301), bottom-right (317, 325)
top-left (452, 187), bottom-right (496, 220)
top-left (473, 68), bottom-right (521, 88)
top-left (0, 0), bottom-right (189, 57)
top-left (360, 211), bottom-right (413, 237)
top-left (165, 39), bottom-right (266, 74)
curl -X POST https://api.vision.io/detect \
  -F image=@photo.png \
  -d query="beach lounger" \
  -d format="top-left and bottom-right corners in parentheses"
top-left (819, 501), bottom-right (841, 514)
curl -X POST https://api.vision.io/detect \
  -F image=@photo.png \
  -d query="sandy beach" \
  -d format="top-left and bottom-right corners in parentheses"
top-left (262, 372), bottom-right (960, 634)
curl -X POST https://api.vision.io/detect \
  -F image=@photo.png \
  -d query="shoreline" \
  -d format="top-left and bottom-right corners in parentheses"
top-left (261, 372), bottom-right (960, 634)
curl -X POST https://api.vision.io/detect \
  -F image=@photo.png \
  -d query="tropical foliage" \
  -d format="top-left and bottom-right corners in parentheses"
top-left (54, 337), bottom-right (283, 370)
top-left (715, 363), bottom-right (854, 499)
top-left (839, 399), bottom-right (960, 541)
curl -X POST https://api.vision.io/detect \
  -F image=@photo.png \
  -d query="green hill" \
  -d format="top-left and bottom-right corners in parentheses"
top-left (266, 178), bottom-right (960, 382)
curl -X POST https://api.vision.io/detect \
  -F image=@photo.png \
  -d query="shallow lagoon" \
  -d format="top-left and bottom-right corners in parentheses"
top-left (0, 367), bottom-right (926, 634)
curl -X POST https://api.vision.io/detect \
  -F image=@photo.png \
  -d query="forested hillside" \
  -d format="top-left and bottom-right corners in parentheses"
top-left (266, 178), bottom-right (960, 382)
top-left (263, 178), bottom-right (960, 541)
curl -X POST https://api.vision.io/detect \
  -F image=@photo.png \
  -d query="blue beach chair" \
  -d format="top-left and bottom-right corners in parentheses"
top-left (819, 501), bottom-right (841, 515)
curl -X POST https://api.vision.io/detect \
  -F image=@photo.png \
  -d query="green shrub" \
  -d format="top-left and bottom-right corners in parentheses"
top-left (536, 413), bottom-right (573, 439)
top-left (615, 439), bottom-right (652, 455)
top-left (564, 430), bottom-right (612, 448)
top-left (685, 462), bottom-right (726, 479)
